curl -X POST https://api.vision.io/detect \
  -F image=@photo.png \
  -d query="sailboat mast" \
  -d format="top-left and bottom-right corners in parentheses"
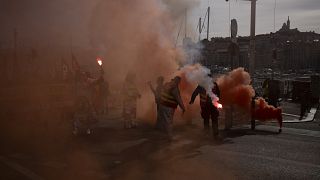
top-left (185, 8), bottom-right (187, 38)
top-left (207, 6), bottom-right (210, 40)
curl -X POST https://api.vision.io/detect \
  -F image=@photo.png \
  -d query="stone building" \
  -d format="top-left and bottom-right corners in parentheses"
top-left (190, 17), bottom-right (320, 73)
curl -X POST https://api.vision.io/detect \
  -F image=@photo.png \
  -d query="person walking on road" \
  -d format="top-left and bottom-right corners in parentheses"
top-left (158, 76), bottom-right (185, 137)
top-left (189, 81), bottom-right (221, 139)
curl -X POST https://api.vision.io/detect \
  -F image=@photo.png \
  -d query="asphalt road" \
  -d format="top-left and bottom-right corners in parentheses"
top-left (0, 119), bottom-right (320, 180)
top-left (0, 101), bottom-right (320, 180)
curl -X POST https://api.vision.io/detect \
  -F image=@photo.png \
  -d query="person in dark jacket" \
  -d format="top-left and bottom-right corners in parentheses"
top-left (189, 81), bottom-right (221, 139)
top-left (268, 80), bottom-right (280, 108)
top-left (299, 89), bottom-right (310, 120)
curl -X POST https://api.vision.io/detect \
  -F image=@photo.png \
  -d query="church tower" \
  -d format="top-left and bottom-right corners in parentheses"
top-left (287, 16), bottom-right (290, 30)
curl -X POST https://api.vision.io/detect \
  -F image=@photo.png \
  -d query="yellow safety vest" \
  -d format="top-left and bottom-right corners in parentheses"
top-left (160, 84), bottom-right (178, 108)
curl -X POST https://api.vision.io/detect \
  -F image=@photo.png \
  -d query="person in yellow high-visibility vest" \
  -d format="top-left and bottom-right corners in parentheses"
top-left (158, 76), bottom-right (185, 137)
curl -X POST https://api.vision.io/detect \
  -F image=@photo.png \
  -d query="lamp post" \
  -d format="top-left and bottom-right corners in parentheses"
top-left (225, 0), bottom-right (257, 74)
top-left (249, 0), bottom-right (257, 75)
top-left (225, 0), bottom-right (257, 130)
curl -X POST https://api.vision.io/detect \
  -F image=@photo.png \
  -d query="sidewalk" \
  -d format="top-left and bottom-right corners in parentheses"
top-left (255, 101), bottom-right (320, 131)
top-left (283, 108), bottom-right (317, 122)
top-left (281, 101), bottom-right (319, 123)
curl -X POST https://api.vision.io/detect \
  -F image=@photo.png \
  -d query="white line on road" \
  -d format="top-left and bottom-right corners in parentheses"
top-left (255, 125), bottom-right (320, 138)
top-left (209, 148), bottom-right (320, 169)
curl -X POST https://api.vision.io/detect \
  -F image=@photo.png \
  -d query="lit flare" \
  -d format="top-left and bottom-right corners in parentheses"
top-left (213, 101), bottom-right (223, 109)
top-left (97, 57), bottom-right (102, 66)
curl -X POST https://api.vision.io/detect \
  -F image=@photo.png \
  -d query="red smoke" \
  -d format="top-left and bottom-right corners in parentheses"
top-left (217, 68), bottom-right (255, 111)
top-left (252, 98), bottom-right (283, 128)
top-left (216, 68), bottom-right (282, 128)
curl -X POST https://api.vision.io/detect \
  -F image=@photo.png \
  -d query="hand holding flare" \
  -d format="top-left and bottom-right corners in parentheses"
top-left (97, 57), bottom-right (104, 75)
top-left (97, 57), bottom-right (103, 66)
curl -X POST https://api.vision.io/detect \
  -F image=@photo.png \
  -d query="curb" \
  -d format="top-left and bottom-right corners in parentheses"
top-left (282, 108), bottom-right (318, 123)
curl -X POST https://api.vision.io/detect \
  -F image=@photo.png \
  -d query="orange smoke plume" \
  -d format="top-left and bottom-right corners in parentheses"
top-left (89, 0), bottom-right (193, 124)
top-left (217, 68), bottom-right (255, 111)
top-left (217, 68), bottom-right (282, 128)
top-left (176, 71), bottom-right (201, 124)
top-left (252, 98), bottom-right (283, 128)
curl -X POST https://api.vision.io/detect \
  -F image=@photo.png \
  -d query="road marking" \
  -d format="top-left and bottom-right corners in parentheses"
top-left (282, 113), bottom-right (300, 117)
top-left (255, 125), bottom-right (320, 138)
top-left (0, 156), bottom-right (44, 180)
top-left (208, 148), bottom-right (320, 169)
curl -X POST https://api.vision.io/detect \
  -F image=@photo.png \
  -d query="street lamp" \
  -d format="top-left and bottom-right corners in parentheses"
top-left (249, 0), bottom-right (257, 76)
top-left (225, 0), bottom-right (257, 75)
top-left (224, 0), bottom-right (257, 131)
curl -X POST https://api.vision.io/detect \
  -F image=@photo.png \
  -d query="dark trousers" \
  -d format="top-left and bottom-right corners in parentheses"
top-left (268, 97), bottom-right (278, 108)
top-left (201, 106), bottom-right (219, 136)
top-left (155, 104), bottom-right (160, 129)
top-left (300, 104), bottom-right (307, 119)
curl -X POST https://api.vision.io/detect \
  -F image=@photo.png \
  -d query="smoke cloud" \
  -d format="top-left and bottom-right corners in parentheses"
top-left (216, 68), bottom-right (282, 128)
top-left (88, 0), bottom-right (203, 123)
top-left (179, 64), bottom-right (219, 104)
top-left (253, 98), bottom-right (283, 128)
top-left (217, 68), bottom-right (255, 112)
top-left (88, 0), bottom-right (282, 127)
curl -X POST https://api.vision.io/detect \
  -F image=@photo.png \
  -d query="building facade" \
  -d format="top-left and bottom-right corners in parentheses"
top-left (189, 17), bottom-right (320, 73)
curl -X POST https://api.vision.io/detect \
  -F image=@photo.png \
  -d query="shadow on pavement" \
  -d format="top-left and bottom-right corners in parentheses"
top-left (222, 128), bottom-right (279, 139)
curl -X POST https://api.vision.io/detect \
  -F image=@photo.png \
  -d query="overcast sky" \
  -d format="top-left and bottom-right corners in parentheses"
top-left (0, 0), bottom-right (319, 48)
top-left (192, 0), bottom-right (320, 40)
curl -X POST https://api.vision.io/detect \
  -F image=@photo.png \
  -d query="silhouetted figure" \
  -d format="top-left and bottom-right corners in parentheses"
top-left (95, 77), bottom-right (110, 115)
top-left (299, 89), bottom-right (310, 120)
top-left (189, 81), bottom-right (221, 139)
top-left (268, 80), bottom-right (280, 108)
top-left (158, 76), bottom-right (185, 137)
top-left (148, 76), bottom-right (164, 129)
top-left (73, 96), bottom-right (97, 135)
top-left (262, 78), bottom-right (270, 99)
